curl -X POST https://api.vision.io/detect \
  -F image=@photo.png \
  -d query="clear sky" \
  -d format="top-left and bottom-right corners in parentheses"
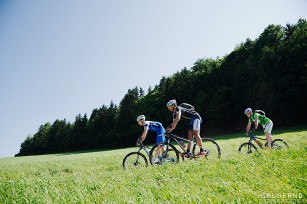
top-left (0, 0), bottom-right (306, 158)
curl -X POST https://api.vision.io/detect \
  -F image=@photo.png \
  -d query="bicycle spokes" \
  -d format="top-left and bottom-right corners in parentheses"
top-left (149, 143), bottom-right (179, 165)
top-left (193, 138), bottom-right (221, 159)
top-left (238, 142), bottom-right (257, 154)
top-left (122, 152), bottom-right (148, 170)
top-left (271, 139), bottom-right (289, 150)
top-left (247, 145), bottom-right (253, 154)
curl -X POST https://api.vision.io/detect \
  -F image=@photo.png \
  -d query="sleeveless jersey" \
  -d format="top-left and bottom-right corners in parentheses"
top-left (173, 106), bottom-right (198, 120)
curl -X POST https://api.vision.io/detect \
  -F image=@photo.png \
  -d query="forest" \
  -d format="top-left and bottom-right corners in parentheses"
top-left (16, 19), bottom-right (307, 156)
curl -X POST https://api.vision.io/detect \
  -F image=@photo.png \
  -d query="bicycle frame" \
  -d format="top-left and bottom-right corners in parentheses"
top-left (165, 133), bottom-right (197, 153)
top-left (248, 135), bottom-right (267, 149)
top-left (150, 132), bottom-right (221, 163)
top-left (137, 142), bottom-right (152, 157)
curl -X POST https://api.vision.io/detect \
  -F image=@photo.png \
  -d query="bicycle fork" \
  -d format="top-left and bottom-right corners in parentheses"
top-left (247, 143), bottom-right (253, 154)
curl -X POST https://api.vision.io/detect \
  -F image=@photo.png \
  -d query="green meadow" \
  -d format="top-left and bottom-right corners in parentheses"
top-left (1, 127), bottom-right (306, 203)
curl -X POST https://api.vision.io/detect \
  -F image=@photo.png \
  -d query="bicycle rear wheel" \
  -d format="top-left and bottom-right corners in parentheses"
top-left (192, 137), bottom-right (221, 159)
top-left (149, 143), bottom-right (179, 165)
top-left (271, 139), bottom-right (289, 150)
top-left (123, 152), bottom-right (148, 170)
top-left (238, 142), bottom-right (257, 154)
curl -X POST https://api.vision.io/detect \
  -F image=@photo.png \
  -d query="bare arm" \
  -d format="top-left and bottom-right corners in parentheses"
top-left (246, 121), bottom-right (252, 133)
top-left (167, 111), bottom-right (181, 132)
top-left (254, 117), bottom-right (258, 129)
top-left (140, 126), bottom-right (149, 142)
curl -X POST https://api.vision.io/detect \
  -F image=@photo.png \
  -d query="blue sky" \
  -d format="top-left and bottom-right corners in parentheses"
top-left (0, 0), bottom-right (306, 158)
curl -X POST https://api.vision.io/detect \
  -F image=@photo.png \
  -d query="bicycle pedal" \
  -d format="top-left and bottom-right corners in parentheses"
top-left (191, 155), bottom-right (200, 158)
top-left (179, 153), bottom-right (185, 158)
top-left (179, 153), bottom-right (191, 158)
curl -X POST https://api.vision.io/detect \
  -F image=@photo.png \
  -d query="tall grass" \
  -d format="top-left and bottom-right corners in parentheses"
top-left (0, 128), bottom-right (306, 203)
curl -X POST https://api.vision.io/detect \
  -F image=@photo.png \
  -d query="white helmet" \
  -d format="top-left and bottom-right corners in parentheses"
top-left (167, 99), bottom-right (177, 107)
top-left (244, 108), bottom-right (252, 115)
top-left (136, 115), bottom-right (145, 121)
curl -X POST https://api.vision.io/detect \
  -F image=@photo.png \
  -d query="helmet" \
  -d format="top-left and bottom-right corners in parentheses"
top-left (166, 99), bottom-right (177, 107)
top-left (244, 108), bottom-right (252, 115)
top-left (136, 115), bottom-right (145, 121)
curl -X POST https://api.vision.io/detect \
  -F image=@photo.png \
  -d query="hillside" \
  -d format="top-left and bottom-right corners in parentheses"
top-left (2, 127), bottom-right (307, 203)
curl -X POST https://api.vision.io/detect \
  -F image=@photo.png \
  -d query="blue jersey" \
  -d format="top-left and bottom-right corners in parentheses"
top-left (143, 121), bottom-right (165, 144)
top-left (144, 121), bottom-right (165, 132)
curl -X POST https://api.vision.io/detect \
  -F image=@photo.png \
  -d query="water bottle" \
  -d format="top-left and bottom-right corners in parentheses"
top-left (179, 140), bottom-right (186, 148)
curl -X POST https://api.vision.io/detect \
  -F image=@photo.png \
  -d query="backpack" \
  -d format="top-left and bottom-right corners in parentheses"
top-left (255, 110), bottom-right (266, 117)
top-left (178, 103), bottom-right (196, 120)
top-left (179, 103), bottom-right (195, 112)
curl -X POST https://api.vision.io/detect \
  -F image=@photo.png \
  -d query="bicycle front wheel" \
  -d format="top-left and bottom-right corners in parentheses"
top-left (123, 152), bottom-right (148, 170)
top-left (149, 143), bottom-right (179, 165)
top-left (192, 137), bottom-right (221, 159)
top-left (238, 142), bottom-right (258, 154)
top-left (271, 139), bottom-right (289, 150)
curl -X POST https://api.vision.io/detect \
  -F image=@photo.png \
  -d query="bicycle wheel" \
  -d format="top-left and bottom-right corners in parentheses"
top-left (122, 152), bottom-right (148, 170)
top-left (149, 143), bottom-right (179, 165)
top-left (192, 137), bottom-right (221, 159)
top-left (271, 139), bottom-right (289, 150)
top-left (238, 142), bottom-right (258, 154)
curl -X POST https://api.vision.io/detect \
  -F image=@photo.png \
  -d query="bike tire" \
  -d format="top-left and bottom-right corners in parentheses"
top-left (149, 143), bottom-right (179, 165)
top-left (192, 137), bottom-right (221, 158)
top-left (122, 152), bottom-right (148, 170)
top-left (238, 142), bottom-right (258, 154)
top-left (271, 139), bottom-right (289, 150)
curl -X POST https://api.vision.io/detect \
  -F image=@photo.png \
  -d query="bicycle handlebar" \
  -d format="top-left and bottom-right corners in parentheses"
top-left (245, 130), bottom-right (267, 141)
top-left (245, 128), bottom-right (257, 136)
top-left (136, 138), bottom-right (143, 147)
top-left (164, 132), bottom-right (176, 139)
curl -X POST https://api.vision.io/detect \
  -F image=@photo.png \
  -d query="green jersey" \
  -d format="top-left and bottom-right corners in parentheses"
top-left (249, 113), bottom-right (270, 125)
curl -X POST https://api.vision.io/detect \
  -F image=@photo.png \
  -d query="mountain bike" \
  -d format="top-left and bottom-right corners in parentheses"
top-left (238, 129), bottom-right (289, 154)
top-left (122, 138), bottom-right (158, 170)
top-left (149, 133), bottom-right (221, 165)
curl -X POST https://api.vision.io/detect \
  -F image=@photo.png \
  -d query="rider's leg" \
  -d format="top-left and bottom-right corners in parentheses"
top-left (155, 135), bottom-right (164, 159)
top-left (161, 145), bottom-right (165, 153)
top-left (265, 132), bottom-right (272, 148)
top-left (187, 130), bottom-right (193, 152)
top-left (193, 118), bottom-right (203, 150)
top-left (264, 120), bottom-right (273, 148)
top-left (193, 129), bottom-right (203, 150)
top-left (155, 145), bottom-right (161, 158)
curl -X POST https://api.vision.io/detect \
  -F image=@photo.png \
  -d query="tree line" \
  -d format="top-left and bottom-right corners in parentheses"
top-left (16, 19), bottom-right (307, 156)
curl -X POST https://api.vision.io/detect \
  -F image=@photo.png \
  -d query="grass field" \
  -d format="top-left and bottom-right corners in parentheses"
top-left (0, 127), bottom-right (306, 203)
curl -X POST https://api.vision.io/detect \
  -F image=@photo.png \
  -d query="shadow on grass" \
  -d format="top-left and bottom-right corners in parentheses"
top-left (55, 148), bottom-right (117, 156)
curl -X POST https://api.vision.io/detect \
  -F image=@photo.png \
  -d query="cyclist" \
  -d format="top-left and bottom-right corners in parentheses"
top-left (166, 99), bottom-right (208, 157)
top-left (244, 108), bottom-right (273, 148)
top-left (136, 115), bottom-right (165, 163)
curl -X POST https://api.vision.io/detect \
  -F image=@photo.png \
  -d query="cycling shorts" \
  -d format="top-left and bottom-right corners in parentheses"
top-left (188, 114), bottom-right (202, 131)
top-left (263, 120), bottom-right (273, 136)
top-left (156, 130), bottom-right (165, 144)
